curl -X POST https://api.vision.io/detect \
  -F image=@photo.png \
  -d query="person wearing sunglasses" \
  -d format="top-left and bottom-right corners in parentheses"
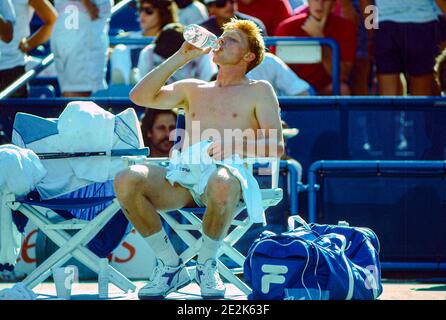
top-left (200, 0), bottom-right (267, 36)
top-left (136, 0), bottom-right (178, 37)
top-left (111, 0), bottom-right (179, 85)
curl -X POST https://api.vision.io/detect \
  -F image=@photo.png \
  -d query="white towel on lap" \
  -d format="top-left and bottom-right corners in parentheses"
top-left (166, 140), bottom-right (266, 225)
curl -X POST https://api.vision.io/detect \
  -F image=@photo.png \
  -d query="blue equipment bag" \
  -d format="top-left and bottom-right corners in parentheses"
top-left (243, 216), bottom-right (383, 300)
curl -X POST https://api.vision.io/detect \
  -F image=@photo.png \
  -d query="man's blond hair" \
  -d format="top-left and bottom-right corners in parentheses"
top-left (222, 18), bottom-right (265, 73)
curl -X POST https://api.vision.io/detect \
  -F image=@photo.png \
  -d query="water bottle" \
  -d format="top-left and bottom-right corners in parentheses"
top-left (183, 24), bottom-right (220, 50)
top-left (98, 258), bottom-right (109, 299)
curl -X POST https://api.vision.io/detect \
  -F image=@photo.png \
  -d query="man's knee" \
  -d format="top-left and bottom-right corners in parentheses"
top-left (205, 169), bottom-right (241, 208)
top-left (114, 165), bottom-right (148, 202)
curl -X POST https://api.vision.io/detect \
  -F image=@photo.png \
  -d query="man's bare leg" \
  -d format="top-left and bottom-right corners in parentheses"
top-left (378, 74), bottom-right (402, 96)
top-left (193, 167), bottom-right (242, 298)
top-left (114, 164), bottom-right (197, 299)
top-left (114, 164), bottom-right (196, 265)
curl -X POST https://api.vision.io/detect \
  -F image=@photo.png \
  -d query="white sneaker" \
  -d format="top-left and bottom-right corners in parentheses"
top-left (195, 259), bottom-right (226, 299)
top-left (138, 259), bottom-right (191, 300)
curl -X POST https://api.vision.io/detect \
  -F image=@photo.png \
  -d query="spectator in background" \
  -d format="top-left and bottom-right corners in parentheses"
top-left (200, 0), bottom-right (267, 36)
top-left (0, 0), bottom-right (14, 44)
top-left (140, 108), bottom-right (178, 157)
top-left (275, 0), bottom-right (357, 95)
top-left (246, 52), bottom-right (313, 95)
top-left (111, 0), bottom-right (179, 85)
top-left (137, 23), bottom-right (217, 82)
top-left (337, 0), bottom-right (373, 95)
top-left (175, 0), bottom-right (208, 25)
top-left (237, 0), bottom-right (292, 36)
top-left (374, 0), bottom-right (439, 96)
top-left (0, 0), bottom-right (57, 98)
top-left (51, 0), bottom-right (112, 97)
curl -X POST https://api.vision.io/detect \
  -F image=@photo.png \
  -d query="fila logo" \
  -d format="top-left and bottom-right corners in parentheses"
top-left (261, 264), bottom-right (288, 294)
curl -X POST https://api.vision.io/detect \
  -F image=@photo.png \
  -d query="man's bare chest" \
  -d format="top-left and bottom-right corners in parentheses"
top-left (187, 88), bottom-right (256, 125)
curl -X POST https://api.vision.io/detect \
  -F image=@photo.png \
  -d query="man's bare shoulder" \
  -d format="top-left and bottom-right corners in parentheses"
top-left (249, 79), bottom-right (277, 97)
top-left (249, 79), bottom-right (274, 90)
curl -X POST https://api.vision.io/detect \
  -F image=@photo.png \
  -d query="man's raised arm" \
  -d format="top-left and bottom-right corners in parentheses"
top-left (129, 42), bottom-right (211, 109)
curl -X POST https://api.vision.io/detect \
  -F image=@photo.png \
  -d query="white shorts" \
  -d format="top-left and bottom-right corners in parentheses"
top-left (50, 12), bottom-right (109, 93)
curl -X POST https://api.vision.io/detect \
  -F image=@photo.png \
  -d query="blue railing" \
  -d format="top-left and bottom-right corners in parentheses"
top-left (305, 159), bottom-right (446, 271)
top-left (306, 160), bottom-right (446, 223)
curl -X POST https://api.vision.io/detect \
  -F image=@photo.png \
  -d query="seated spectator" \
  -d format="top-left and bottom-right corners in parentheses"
top-left (136, 23), bottom-right (218, 82)
top-left (0, 0), bottom-right (57, 98)
top-left (236, 0), bottom-right (292, 36)
top-left (373, 0), bottom-right (439, 96)
top-left (275, 0), bottom-right (357, 95)
top-left (201, 0), bottom-right (267, 36)
top-left (111, 0), bottom-right (179, 85)
top-left (140, 108), bottom-right (178, 157)
top-left (246, 52), bottom-right (313, 96)
top-left (175, 0), bottom-right (208, 25)
top-left (51, 0), bottom-right (111, 97)
top-left (295, 0), bottom-right (373, 95)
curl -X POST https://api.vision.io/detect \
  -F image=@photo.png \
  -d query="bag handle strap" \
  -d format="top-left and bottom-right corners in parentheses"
top-left (287, 215), bottom-right (311, 231)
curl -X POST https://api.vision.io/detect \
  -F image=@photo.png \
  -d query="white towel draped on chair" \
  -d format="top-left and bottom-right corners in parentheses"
top-left (12, 102), bottom-right (144, 199)
top-left (0, 145), bottom-right (47, 266)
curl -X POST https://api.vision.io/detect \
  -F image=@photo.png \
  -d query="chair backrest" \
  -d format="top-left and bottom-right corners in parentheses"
top-left (28, 85), bottom-right (56, 99)
top-left (275, 41), bottom-right (322, 64)
top-left (11, 105), bottom-right (144, 199)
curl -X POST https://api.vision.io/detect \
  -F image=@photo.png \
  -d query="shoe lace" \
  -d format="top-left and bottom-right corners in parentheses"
top-left (148, 262), bottom-right (167, 288)
top-left (202, 263), bottom-right (223, 288)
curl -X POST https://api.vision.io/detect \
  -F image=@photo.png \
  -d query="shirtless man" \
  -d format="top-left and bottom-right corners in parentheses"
top-left (114, 19), bottom-right (284, 300)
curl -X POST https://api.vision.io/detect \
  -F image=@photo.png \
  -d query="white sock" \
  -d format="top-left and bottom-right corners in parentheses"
top-left (197, 233), bottom-right (222, 265)
top-left (144, 228), bottom-right (179, 267)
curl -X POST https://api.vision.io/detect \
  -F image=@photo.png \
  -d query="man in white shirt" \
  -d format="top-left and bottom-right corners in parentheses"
top-left (246, 52), bottom-right (312, 96)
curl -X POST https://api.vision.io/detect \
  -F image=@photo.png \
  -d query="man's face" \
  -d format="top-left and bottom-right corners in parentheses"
top-left (147, 113), bottom-right (176, 155)
top-left (307, 0), bottom-right (335, 21)
top-left (212, 29), bottom-right (251, 69)
top-left (138, 2), bottom-right (161, 32)
top-left (207, 0), bottom-right (236, 20)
